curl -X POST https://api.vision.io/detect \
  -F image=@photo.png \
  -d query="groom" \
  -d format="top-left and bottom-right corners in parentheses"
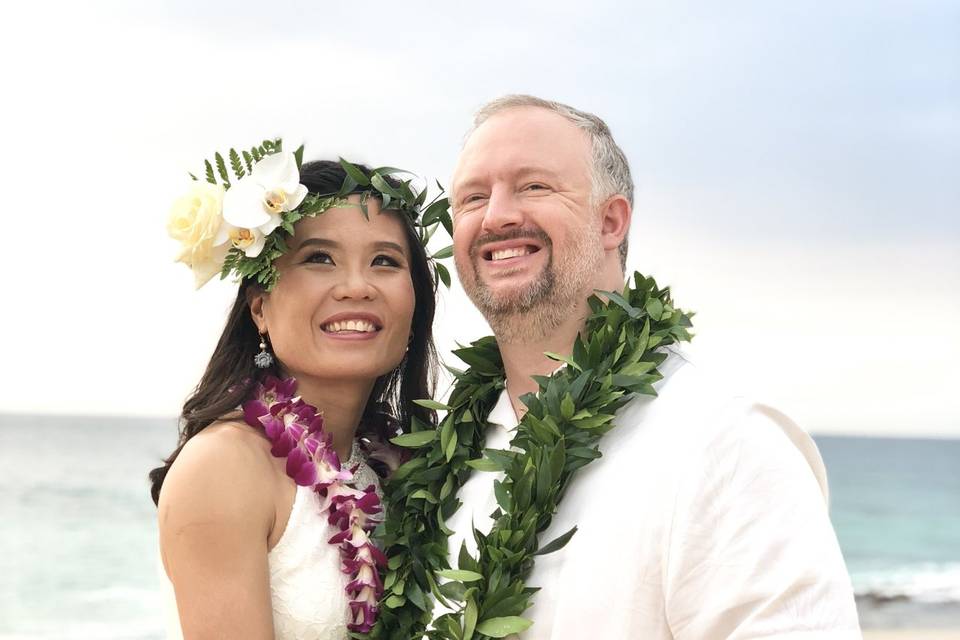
top-left (444, 95), bottom-right (861, 638)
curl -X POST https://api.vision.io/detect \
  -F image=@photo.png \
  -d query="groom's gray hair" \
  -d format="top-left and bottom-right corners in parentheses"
top-left (467, 94), bottom-right (633, 270)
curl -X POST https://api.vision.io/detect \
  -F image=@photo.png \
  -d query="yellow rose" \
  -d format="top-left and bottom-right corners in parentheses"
top-left (167, 182), bottom-right (228, 288)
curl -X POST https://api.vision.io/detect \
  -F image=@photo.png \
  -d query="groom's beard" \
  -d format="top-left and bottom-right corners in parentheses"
top-left (456, 225), bottom-right (604, 343)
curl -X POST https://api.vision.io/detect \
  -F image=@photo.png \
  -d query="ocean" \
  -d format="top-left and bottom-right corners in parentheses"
top-left (1, 415), bottom-right (958, 637)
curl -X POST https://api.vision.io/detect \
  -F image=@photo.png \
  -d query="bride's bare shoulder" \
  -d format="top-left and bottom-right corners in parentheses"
top-left (159, 418), bottom-right (277, 515)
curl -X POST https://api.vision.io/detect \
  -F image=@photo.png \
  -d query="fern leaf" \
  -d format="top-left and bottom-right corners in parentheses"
top-left (242, 150), bottom-right (254, 173)
top-left (215, 152), bottom-right (230, 186)
top-left (204, 160), bottom-right (216, 184)
top-left (229, 149), bottom-right (245, 180)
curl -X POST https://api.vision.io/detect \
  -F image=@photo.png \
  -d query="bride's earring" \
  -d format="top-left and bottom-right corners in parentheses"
top-left (254, 333), bottom-right (274, 369)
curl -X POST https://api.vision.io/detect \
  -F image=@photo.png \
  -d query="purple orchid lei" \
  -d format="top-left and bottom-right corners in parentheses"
top-left (242, 375), bottom-right (386, 633)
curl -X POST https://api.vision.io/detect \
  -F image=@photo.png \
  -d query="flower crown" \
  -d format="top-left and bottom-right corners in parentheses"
top-left (167, 138), bottom-right (452, 290)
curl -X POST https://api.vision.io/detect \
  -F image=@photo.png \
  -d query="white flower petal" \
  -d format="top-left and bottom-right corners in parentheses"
top-left (285, 183), bottom-right (308, 211)
top-left (244, 231), bottom-right (267, 258)
top-left (223, 179), bottom-right (271, 229)
top-left (252, 152), bottom-right (298, 187)
top-left (258, 212), bottom-right (283, 236)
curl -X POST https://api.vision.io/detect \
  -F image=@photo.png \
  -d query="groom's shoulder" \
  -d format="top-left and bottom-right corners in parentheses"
top-left (617, 348), bottom-right (735, 428)
top-left (618, 349), bottom-right (811, 457)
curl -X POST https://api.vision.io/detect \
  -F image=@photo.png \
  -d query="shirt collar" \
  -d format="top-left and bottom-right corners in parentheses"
top-left (487, 388), bottom-right (520, 433)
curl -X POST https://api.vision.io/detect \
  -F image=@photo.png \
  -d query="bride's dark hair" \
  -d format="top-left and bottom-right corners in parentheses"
top-left (149, 160), bottom-right (439, 505)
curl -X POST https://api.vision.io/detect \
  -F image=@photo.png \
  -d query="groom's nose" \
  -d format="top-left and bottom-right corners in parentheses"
top-left (480, 186), bottom-right (523, 234)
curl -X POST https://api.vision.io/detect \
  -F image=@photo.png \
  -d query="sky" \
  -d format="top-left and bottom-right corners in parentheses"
top-left (0, 1), bottom-right (957, 436)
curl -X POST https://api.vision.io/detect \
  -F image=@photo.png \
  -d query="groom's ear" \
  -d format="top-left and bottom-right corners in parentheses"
top-left (599, 194), bottom-right (631, 252)
top-left (246, 286), bottom-right (268, 334)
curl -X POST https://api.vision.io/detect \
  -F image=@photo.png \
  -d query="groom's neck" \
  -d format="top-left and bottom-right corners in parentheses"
top-left (496, 273), bottom-right (627, 419)
top-left (498, 310), bottom-right (587, 421)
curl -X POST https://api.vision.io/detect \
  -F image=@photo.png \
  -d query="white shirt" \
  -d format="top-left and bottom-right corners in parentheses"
top-left (445, 355), bottom-right (862, 639)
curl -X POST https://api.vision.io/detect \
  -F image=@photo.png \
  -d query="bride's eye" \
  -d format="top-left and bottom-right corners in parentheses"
top-left (305, 251), bottom-right (334, 265)
top-left (372, 254), bottom-right (401, 267)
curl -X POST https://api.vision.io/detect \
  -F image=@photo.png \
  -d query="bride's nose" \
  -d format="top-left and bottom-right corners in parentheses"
top-left (331, 267), bottom-right (376, 301)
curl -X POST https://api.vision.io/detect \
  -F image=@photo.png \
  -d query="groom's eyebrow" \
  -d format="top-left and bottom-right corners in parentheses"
top-left (454, 166), bottom-right (559, 194)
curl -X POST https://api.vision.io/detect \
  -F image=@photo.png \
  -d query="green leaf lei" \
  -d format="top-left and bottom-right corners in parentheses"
top-left (361, 272), bottom-right (693, 639)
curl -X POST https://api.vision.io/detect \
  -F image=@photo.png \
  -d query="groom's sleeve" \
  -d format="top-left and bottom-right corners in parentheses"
top-left (662, 404), bottom-right (863, 640)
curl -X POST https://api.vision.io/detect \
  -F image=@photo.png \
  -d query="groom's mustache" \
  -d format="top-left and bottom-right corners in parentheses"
top-left (468, 228), bottom-right (552, 259)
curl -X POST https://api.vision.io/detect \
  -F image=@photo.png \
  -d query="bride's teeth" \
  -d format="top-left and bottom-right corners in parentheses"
top-left (491, 247), bottom-right (531, 261)
top-left (325, 319), bottom-right (376, 333)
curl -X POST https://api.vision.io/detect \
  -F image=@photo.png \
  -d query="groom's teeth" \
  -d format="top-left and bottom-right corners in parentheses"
top-left (491, 247), bottom-right (531, 261)
top-left (324, 320), bottom-right (377, 333)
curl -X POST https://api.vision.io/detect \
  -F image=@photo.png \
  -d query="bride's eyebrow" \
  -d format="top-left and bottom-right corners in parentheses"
top-left (296, 237), bottom-right (337, 251)
top-left (296, 237), bottom-right (407, 256)
top-left (370, 241), bottom-right (406, 255)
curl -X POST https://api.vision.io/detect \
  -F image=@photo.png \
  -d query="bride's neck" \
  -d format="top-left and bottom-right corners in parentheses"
top-left (291, 374), bottom-right (376, 460)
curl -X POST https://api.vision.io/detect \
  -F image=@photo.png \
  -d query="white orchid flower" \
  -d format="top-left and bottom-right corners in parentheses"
top-left (217, 152), bottom-right (308, 257)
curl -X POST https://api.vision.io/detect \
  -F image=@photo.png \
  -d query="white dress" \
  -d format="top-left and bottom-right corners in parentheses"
top-left (162, 446), bottom-right (381, 640)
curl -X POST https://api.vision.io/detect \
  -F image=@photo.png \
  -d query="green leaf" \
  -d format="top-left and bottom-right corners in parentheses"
top-left (560, 394), bottom-right (575, 421)
top-left (464, 596), bottom-right (478, 640)
top-left (435, 261), bottom-right (451, 288)
top-left (483, 449), bottom-right (516, 471)
top-left (336, 173), bottom-right (359, 198)
top-left (371, 172), bottom-right (403, 199)
top-left (215, 152), bottom-right (230, 185)
top-left (543, 351), bottom-right (582, 371)
top-left (475, 616), bottom-right (533, 638)
top-left (598, 289), bottom-right (641, 318)
top-left (384, 594), bottom-right (406, 608)
top-left (437, 569), bottom-right (484, 583)
top-left (465, 458), bottom-right (502, 472)
top-left (441, 210), bottom-right (454, 237)
top-left (432, 244), bottom-right (453, 260)
top-left (493, 479), bottom-right (512, 513)
top-left (204, 159), bottom-right (216, 184)
top-left (370, 165), bottom-right (409, 176)
top-left (438, 580), bottom-right (467, 602)
top-left (241, 150), bottom-right (254, 173)
top-left (533, 525), bottom-right (578, 556)
top-left (338, 158), bottom-right (370, 186)
top-left (645, 297), bottom-right (664, 320)
top-left (414, 398), bottom-right (451, 411)
top-left (410, 488), bottom-right (438, 503)
top-left (293, 144), bottom-right (304, 169)
top-left (390, 430), bottom-right (437, 447)
top-left (229, 148), bottom-right (245, 179)
top-left (406, 578), bottom-right (429, 611)
top-left (444, 428), bottom-right (458, 462)
top-left (571, 413), bottom-right (615, 429)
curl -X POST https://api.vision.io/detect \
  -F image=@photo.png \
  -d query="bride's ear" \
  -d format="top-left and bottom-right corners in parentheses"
top-left (246, 287), bottom-right (269, 334)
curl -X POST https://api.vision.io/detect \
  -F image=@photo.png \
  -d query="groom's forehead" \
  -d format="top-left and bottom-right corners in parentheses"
top-left (451, 111), bottom-right (590, 193)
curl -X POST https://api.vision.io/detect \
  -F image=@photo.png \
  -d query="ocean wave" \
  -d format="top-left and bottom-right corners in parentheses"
top-left (854, 562), bottom-right (960, 604)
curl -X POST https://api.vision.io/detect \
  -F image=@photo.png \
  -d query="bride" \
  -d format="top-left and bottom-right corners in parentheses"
top-left (150, 150), bottom-right (442, 638)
